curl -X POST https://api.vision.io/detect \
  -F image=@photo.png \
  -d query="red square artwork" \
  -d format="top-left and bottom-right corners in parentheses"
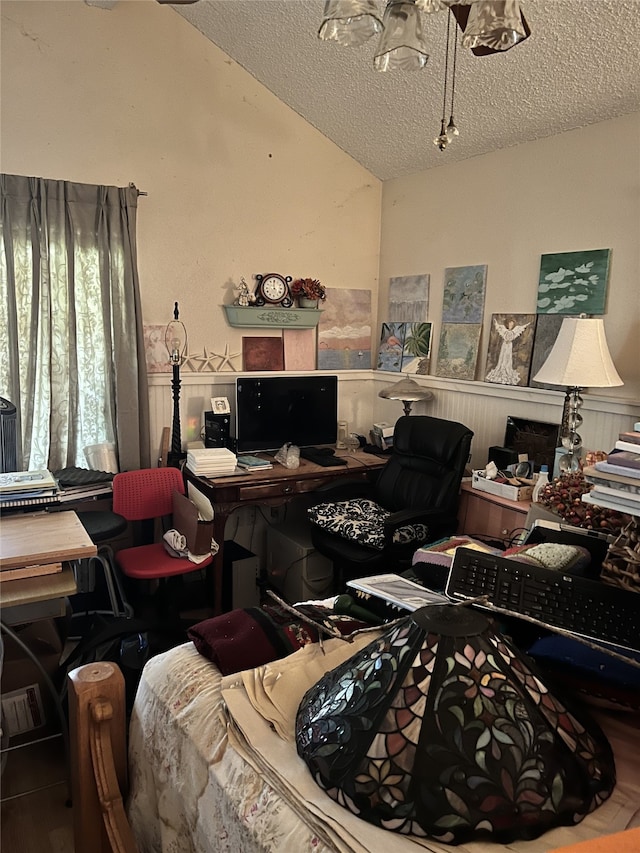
top-left (242, 336), bottom-right (284, 371)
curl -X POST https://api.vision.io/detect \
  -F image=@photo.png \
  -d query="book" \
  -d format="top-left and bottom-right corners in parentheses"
top-left (236, 455), bottom-right (273, 469)
top-left (591, 485), bottom-right (640, 504)
top-left (614, 439), bottom-right (640, 454)
top-left (346, 573), bottom-right (449, 613)
top-left (619, 431), bottom-right (640, 445)
top-left (582, 491), bottom-right (638, 516)
top-left (0, 469), bottom-right (57, 494)
top-left (606, 450), bottom-right (640, 471)
top-left (594, 460), bottom-right (640, 480)
top-left (583, 466), bottom-right (640, 495)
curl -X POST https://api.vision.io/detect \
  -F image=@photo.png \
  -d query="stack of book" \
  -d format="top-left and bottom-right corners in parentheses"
top-left (186, 447), bottom-right (238, 477)
top-left (0, 469), bottom-right (59, 508)
top-left (582, 429), bottom-right (640, 517)
top-left (236, 454), bottom-right (273, 471)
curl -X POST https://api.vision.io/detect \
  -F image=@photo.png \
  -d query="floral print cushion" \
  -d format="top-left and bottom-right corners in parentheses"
top-left (308, 498), bottom-right (430, 551)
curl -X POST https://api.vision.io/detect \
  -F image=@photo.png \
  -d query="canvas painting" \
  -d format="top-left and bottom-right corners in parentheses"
top-left (529, 313), bottom-right (577, 389)
top-left (402, 322), bottom-right (432, 374)
top-left (536, 249), bottom-right (611, 314)
top-left (143, 324), bottom-right (171, 373)
top-left (435, 323), bottom-right (481, 380)
top-left (376, 322), bottom-right (406, 371)
top-left (388, 275), bottom-right (429, 322)
top-left (441, 265), bottom-right (487, 324)
top-left (242, 336), bottom-right (284, 372)
top-left (283, 329), bottom-right (316, 371)
top-left (318, 287), bottom-right (372, 370)
top-left (484, 313), bottom-right (536, 387)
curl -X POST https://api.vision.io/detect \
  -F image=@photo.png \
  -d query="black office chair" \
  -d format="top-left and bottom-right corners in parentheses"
top-left (308, 415), bottom-right (473, 588)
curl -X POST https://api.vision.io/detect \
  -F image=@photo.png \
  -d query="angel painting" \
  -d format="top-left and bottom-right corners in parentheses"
top-left (484, 314), bottom-right (536, 386)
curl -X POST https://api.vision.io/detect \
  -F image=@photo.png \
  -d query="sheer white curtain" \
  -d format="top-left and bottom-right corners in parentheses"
top-left (0, 174), bottom-right (150, 472)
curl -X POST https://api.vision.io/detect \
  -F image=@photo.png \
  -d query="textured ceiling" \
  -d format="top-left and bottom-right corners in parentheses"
top-left (171, 0), bottom-right (640, 181)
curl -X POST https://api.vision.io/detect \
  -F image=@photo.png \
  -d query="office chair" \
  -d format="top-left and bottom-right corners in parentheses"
top-left (111, 467), bottom-right (214, 618)
top-left (308, 415), bottom-right (473, 588)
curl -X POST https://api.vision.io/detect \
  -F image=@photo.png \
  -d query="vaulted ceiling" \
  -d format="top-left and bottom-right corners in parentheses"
top-left (166, 0), bottom-right (640, 180)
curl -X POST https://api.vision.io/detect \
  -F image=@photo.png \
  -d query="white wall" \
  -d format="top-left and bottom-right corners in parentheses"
top-left (2, 1), bottom-right (638, 470)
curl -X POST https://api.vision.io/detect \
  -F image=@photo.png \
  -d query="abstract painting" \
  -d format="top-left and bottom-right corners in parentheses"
top-left (318, 287), bottom-right (372, 370)
top-left (441, 265), bottom-right (487, 324)
top-left (402, 322), bottom-right (432, 374)
top-left (143, 324), bottom-right (171, 373)
top-left (484, 313), bottom-right (536, 387)
top-left (536, 249), bottom-right (611, 314)
top-left (388, 275), bottom-right (429, 322)
top-left (435, 323), bottom-right (481, 380)
top-left (376, 322), bottom-right (405, 371)
top-left (283, 329), bottom-right (316, 371)
top-left (242, 336), bottom-right (284, 372)
top-left (529, 313), bottom-right (577, 389)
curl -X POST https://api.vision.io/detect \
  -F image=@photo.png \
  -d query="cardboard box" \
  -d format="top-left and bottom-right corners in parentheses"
top-left (471, 470), bottom-right (533, 502)
top-left (0, 619), bottom-right (63, 742)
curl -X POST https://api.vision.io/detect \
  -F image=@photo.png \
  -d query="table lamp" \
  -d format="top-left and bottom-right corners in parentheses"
top-left (378, 376), bottom-right (434, 416)
top-left (532, 316), bottom-right (622, 473)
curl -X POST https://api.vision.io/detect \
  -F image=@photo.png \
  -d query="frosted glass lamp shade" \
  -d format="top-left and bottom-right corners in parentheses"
top-left (532, 318), bottom-right (622, 388)
top-left (318, 0), bottom-right (383, 46)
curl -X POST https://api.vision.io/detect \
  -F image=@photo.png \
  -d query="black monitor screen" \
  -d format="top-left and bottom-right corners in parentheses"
top-left (235, 375), bottom-right (338, 453)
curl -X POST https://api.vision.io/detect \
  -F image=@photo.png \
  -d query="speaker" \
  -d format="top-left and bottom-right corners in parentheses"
top-left (204, 411), bottom-right (231, 448)
top-left (336, 420), bottom-right (348, 449)
top-left (487, 445), bottom-right (519, 470)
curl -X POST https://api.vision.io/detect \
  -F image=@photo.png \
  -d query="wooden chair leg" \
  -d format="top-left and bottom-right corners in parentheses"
top-left (68, 661), bottom-right (139, 853)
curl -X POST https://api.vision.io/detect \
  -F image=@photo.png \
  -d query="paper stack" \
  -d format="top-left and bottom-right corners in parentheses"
top-left (0, 469), bottom-right (59, 507)
top-left (186, 447), bottom-right (237, 477)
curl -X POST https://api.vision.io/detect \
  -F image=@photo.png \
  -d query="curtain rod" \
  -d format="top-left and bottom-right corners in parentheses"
top-left (129, 182), bottom-right (147, 196)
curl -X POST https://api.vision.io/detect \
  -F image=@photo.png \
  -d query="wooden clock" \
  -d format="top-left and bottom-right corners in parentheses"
top-left (254, 273), bottom-right (293, 308)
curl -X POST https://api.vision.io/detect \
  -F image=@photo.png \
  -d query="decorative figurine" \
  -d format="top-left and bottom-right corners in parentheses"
top-left (235, 277), bottom-right (255, 307)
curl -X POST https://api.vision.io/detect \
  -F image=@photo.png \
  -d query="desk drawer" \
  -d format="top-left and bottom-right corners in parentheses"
top-left (237, 477), bottom-right (328, 501)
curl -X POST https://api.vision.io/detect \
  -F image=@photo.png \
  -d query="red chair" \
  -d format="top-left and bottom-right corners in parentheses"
top-left (112, 468), bottom-right (213, 614)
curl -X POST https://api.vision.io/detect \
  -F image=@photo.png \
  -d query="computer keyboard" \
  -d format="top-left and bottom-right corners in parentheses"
top-left (445, 547), bottom-right (640, 653)
top-left (299, 448), bottom-right (347, 467)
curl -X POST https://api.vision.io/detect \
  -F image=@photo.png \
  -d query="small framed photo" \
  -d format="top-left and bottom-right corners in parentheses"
top-left (211, 396), bottom-right (230, 414)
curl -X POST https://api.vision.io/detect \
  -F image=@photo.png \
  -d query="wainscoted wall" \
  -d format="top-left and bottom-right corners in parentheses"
top-left (148, 371), bottom-right (639, 470)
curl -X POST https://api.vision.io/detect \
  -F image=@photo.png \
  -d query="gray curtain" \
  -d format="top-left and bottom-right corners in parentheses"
top-left (0, 173), bottom-right (150, 472)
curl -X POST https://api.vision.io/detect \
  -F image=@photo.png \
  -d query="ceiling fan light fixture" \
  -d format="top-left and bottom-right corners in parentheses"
top-left (373, 0), bottom-right (430, 72)
top-left (461, 0), bottom-right (527, 51)
top-left (318, 0), bottom-right (384, 47)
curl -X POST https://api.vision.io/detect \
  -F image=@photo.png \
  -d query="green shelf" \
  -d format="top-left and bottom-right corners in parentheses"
top-left (223, 305), bottom-right (322, 329)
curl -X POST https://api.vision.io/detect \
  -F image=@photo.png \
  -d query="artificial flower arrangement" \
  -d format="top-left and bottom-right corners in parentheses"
top-left (291, 277), bottom-right (326, 301)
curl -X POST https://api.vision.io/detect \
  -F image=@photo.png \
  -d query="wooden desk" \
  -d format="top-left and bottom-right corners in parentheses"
top-left (186, 450), bottom-right (387, 614)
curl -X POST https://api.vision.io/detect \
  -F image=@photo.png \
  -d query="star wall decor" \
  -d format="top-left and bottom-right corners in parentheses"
top-left (182, 343), bottom-right (241, 372)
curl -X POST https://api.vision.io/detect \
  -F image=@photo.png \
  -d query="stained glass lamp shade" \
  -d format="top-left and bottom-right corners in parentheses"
top-left (296, 605), bottom-right (614, 845)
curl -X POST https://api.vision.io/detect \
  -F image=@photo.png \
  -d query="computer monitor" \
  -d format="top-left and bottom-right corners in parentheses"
top-left (235, 375), bottom-right (338, 453)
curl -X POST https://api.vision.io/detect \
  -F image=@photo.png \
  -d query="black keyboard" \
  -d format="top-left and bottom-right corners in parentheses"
top-left (445, 548), bottom-right (640, 653)
top-left (299, 448), bottom-right (347, 467)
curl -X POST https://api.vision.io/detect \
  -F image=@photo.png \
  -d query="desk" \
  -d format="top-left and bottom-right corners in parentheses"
top-left (457, 481), bottom-right (531, 543)
top-left (186, 450), bottom-right (387, 614)
top-left (0, 511), bottom-right (96, 801)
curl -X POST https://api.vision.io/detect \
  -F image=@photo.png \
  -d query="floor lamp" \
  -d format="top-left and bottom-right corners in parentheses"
top-left (165, 302), bottom-right (188, 468)
top-left (532, 316), bottom-right (622, 473)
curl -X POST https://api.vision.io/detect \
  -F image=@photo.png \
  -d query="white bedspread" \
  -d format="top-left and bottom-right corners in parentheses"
top-left (127, 641), bottom-right (640, 853)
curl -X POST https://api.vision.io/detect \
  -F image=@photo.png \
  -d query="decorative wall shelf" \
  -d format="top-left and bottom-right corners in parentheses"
top-left (223, 305), bottom-right (322, 329)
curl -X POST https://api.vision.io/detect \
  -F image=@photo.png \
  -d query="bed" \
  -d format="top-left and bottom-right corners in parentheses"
top-left (68, 635), bottom-right (640, 853)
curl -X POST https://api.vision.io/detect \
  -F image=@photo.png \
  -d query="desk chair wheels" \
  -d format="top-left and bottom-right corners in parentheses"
top-left (74, 511), bottom-right (133, 620)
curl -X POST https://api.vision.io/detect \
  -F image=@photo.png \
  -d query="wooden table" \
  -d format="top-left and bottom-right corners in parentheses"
top-left (186, 450), bottom-right (387, 614)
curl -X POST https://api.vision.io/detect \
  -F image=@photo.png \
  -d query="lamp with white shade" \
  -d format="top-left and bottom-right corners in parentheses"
top-left (532, 316), bottom-right (623, 473)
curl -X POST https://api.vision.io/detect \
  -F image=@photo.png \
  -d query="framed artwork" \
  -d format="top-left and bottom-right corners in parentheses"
top-left (317, 287), bottom-right (371, 370)
top-left (388, 275), bottom-right (429, 322)
top-left (441, 265), bottom-right (487, 324)
top-left (536, 249), bottom-right (611, 314)
top-left (283, 329), bottom-right (316, 371)
top-left (435, 323), bottom-right (481, 380)
top-left (376, 322), bottom-right (405, 371)
top-left (143, 324), bottom-right (171, 373)
top-left (528, 313), bottom-right (577, 389)
top-left (242, 336), bottom-right (284, 372)
top-left (210, 396), bottom-right (230, 414)
top-left (402, 322), bottom-right (432, 374)
top-left (484, 313), bottom-right (536, 387)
